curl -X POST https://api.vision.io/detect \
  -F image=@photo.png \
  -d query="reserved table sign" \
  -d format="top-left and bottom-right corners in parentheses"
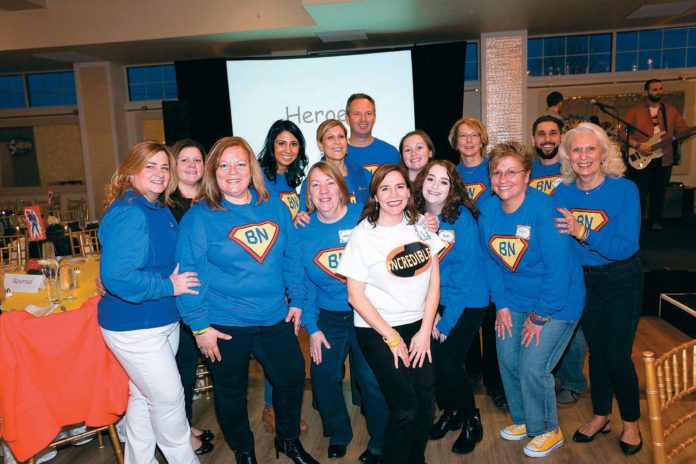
top-left (4, 273), bottom-right (44, 293)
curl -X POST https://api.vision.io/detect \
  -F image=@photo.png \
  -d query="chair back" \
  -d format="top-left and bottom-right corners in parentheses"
top-left (643, 339), bottom-right (696, 464)
top-left (0, 234), bottom-right (27, 268)
top-left (68, 229), bottom-right (100, 257)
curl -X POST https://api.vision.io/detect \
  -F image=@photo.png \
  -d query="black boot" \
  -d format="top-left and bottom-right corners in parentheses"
top-left (233, 448), bottom-right (258, 464)
top-left (428, 410), bottom-right (462, 440)
top-left (452, 409), bottom-right (483, 454)
top-left (274, 437), bottom-right (319, 464)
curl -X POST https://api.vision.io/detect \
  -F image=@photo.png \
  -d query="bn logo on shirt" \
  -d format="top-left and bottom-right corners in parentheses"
top-left (314, 247), bottom-right (346, 283)
top-left (529, 175), bottom-right (561, 195)
top-left (279, 192), bottom-right (300, 219)
top-left (464, 182), bottom-right (486, 203)
top-left (569, 208), bottom-right (609, 231)
top-left (489, 235), bottom-right (529, 272)
top-left (228, 221), bottom-right (279, 263)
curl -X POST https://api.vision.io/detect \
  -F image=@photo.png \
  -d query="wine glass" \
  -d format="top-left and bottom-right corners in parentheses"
top-left (77, 209), bottom-right (87, 231)
top-left (61, 266), bottom-right (77, 301)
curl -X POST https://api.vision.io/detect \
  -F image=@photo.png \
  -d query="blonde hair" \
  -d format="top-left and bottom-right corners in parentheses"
top-left (448, 118), bottom-right (489, 153)
top-left (488, 141), bottom-right (533, 173)
top-left (304, 161), bottom-right (350, 213)
top-left (103, 141), bottom-right (176, 211)
top-left (197, 136), bottom-right (269, 209)
top-left (316, 119), bottom-right (347, 143)
top-left (558, 122), bottom-right (626, 184)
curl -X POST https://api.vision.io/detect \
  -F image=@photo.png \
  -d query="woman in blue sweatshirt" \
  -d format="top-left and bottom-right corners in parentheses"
top-left (478, 142), bottom-right (585, 459)
top-left (98, 141), bottom-right (201, 464)
top-left (412, 160), bottom-right (489, 455)
top-left (298, 161), bottom-right (387, 463)
top-left (175, 137), bottom-right (317, 464)
top-left (554, 123), bottom-right (643, 456)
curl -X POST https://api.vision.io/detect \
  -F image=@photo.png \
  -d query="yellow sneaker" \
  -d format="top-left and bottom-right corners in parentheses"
top-left (500, 423), bottom-right (527, 441)
top-left (524, 429), bottom-right (565, 457)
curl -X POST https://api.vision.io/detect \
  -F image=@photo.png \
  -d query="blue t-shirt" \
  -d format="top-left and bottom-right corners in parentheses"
top-left (98, 191), bottom-right (178, 331)
top-left (457, 158), bottom-right (492, 206)
top-left (299, 159), bottom-right (370, 208)
top-left (553, 176), bottom-right (640, 267)
top-left (298, 204), bottom-right (362, 335)
top-left (347, 137), bottom-right (400, 174)
top-left (264, 172), bottom-right (301, 219)
top-left (529, 160), bottom-right (562, 195)
top-left (478, 188), bottom-right (584, 320)
top-left (176, 190), bottom-right (305, 331)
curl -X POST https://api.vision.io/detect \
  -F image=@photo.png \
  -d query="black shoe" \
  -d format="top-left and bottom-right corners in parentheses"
top-left (274, 437), bottom-right (319, 464)
top-left (233, 448), bottom-right (258, 464)
top-left (194, 440), bottom-right (214, 456)
top-left (195, 429), bottom-right (215, 442)
top-left (327, 444), bottom-right (347, 459)
top-left (488, 387), bottom-right (508, 411)
top-left (619, 432), bottom-right (642, 455)
top-left (573, 420), bottom-right (611, 443)
top-left (428, 410), bottom-right (462, 440)
top-left (358, 449), bottom-right (381, 464)
top-left (452, 409), bottom-right (483, 455)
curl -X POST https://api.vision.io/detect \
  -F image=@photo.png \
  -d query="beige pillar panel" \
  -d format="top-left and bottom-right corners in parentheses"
top-left (75, 63), bottom-right (121, 217)
top-left (481, 31), bottom-right (527, 147)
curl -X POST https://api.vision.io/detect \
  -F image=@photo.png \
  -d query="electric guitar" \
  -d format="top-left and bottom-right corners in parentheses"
top-left (627, 125), bottom-right (696, 169)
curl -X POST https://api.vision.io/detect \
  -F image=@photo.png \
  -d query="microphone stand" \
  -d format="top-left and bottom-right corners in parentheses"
top-left (594, 105), bottom-right (649, 163)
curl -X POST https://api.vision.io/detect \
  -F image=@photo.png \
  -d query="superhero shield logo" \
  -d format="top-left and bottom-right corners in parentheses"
top-left (386, 241), bottom-right (432, 278)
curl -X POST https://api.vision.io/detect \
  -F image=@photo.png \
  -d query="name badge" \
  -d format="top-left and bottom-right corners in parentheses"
top-left (338, 229), bottom-right (352, 244)
top-left (438, 230), bottom-right (455, 243)
top-left (516, 225), bottom-right (531, 240)
top-left (4, 273), bottom-right (44, 294)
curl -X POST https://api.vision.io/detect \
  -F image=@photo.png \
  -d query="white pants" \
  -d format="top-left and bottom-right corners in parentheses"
top-left (101, 322), bottom-right (198, 464)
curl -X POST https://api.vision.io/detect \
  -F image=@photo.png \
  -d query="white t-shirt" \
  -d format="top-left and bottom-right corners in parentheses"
top-left (336, 215), bottom-right (445, 328)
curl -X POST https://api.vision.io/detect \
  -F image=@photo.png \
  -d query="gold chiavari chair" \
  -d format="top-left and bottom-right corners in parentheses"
top-left (25, 424), bottom-right (124, 464)
top-left (643, 339), bottom-right (696, 464)
top-left (194, 359), bottom-right (214, 400)
top-left (0, 234), bottom-right (27, 268)
top-left (68, 229), bottom-right (100, 257)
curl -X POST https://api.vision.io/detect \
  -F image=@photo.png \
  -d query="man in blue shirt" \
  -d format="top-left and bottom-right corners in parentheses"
top-left (529, 115), bottom-right (563, 195)
top-left (345, 93), bottom-right (400, 174)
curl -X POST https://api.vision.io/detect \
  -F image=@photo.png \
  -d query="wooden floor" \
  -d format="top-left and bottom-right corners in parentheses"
top-left (6, 316), bottom-right (694, 464)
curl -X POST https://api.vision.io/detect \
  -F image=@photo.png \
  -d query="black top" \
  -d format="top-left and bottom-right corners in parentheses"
top-left (168, 189), bottom-right (193, 224)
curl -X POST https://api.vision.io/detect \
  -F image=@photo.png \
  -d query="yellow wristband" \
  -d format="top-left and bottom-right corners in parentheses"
top-left (383, 332), bottom-right (401, 348)
top-left (193, 327), bottom-right (211, 336)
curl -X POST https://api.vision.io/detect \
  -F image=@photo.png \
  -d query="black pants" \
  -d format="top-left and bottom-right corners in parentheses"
top-left (209, 321), bottom-right (305, 452)
top-left (175, 322), bottom-right (202, 423)
top-left (582, 255), bottom-right (643, 422)
top-left (628, 162), bottom-right (671, 224)
top-left (433, 306), bottom-right (487, 418)
top-left (465, 303), bottom-right (504, 390)
top-left (356, 320), bottom-right (434, 464)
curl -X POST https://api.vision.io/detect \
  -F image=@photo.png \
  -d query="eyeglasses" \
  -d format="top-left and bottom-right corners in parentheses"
top-left (491, 169), bottom-right (526, 179)
top-left (458, 133), bottom-right (481, 140)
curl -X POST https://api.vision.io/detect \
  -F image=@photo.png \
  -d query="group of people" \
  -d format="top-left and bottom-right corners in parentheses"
top-left (96, 86), bottom-right (656, 463)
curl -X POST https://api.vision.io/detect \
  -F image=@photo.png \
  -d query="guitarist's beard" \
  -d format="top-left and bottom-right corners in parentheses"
top-left (535, 145), bottom-right (559, 160)
top-left (647, 93), bottom-right (662, 103)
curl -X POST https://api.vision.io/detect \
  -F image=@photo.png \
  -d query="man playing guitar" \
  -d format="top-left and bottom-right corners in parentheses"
top-left (620, 79), bottom-right (690, 231)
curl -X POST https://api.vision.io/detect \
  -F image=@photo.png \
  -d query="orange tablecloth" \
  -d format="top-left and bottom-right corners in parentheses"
top-left (0, 296), bottom-right (128, 461)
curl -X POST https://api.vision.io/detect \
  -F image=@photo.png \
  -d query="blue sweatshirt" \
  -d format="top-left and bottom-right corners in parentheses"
top-left (478, 188), bottom-right (585, 320)
top-left (436, 206), bottom-right (490, 336)
top-left (529, 160), bottom-right (562, 195)
top-left (457, 157), bottom-right (492, 206)
top-left (298, 204), bottom-right (362, 335)
top-left (264, 172), bottom-right (301, 219)
top-left (98, 190), bottom-right (177, 331)
top-left (347, 137), bottom-right (400, 174)
top-left (553, 176), bottom-right (640, 266)
top-left (175, 190), bottom-right (305, 331)
top-left (299, 159), bottom-right (370, 208)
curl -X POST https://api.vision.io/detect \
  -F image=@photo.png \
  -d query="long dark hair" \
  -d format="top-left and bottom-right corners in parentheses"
top-left (413, 160), bottom-right (478, 224)
top-left (360, 164), bottom-right (419, 226)
top-left (258, 120), bottom-right (308, 188)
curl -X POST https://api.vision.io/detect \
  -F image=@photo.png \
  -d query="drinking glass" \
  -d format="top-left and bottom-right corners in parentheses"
top-left (61, 266), bottom-right (77, 301)
top-left (46, 278), bottom-right (61, 304)
top-left (41, 242), bottom-right (56, 260)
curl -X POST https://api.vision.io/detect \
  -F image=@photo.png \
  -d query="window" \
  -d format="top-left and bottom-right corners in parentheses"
top-left (0, 75), bottom-right (26, 109)
top-left (528, 33), bottom-right (612, 76)
top-left (616, 26), bottom-right (696, 71)
top-left (465, 42), bottom-right (479, 81)
top-left (27, 71), bottom-right (77, 107)
top-left (127, 64), bottom-right (177, 102)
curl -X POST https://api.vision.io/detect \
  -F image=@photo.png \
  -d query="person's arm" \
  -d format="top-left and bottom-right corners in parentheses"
top-left (175, 209), bottom-right (211, 332)
top-left (409, 255), bottom-right (439, 367)
top-left (283, 212), bottom-right (305, 334)
top-left (100, 206), bottom-right (174, 303)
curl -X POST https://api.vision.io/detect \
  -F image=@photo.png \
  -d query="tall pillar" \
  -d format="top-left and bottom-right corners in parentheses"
top-left (74, 62), bottom-right (128, 218)
top-left (481, 31), bottom-right (528, 146)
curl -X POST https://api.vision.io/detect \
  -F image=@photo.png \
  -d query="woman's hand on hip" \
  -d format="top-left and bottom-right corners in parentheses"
top-left (196, 328), bottom-right (232, 363)
top-left (285, 307), bottom-right (302, 335)
top-left (309, 330), bottom-right (331, 365)
top-left (408, 328), bottom-right (432, 368)
top-left (170, 264), bottom-right (200, 296)
top-left (431, 313), bottom-right (446, 342)
top-left (495, 307), bottom-right (513, 340)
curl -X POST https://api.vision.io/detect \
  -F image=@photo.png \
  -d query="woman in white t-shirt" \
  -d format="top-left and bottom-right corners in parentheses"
top-left (337, 164), bottom-right (443, 464)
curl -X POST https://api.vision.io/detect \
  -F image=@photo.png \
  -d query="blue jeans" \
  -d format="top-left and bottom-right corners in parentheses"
top-left (496, 311), bottom-right (577, 436)
top-left (311, 310), bottom-right (387, 453)
top-left (554, 325), bottom-right (587, 394)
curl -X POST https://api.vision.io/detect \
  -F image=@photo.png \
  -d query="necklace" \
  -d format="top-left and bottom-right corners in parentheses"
top-left (578, 178), bottom-right (605, 195)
